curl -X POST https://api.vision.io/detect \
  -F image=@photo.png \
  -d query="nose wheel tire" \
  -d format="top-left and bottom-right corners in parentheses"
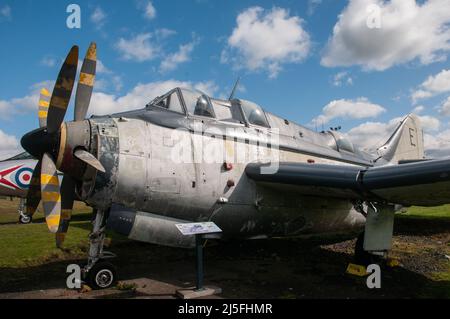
top-left (19, 214), bottom-right (32, 224)
top-left (85, 261), bottom-right (117, 290)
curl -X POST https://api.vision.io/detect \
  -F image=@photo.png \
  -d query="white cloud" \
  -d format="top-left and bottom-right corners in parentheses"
top-left (418, 115), bottom-right (441, 131)
top-left (159, 39), bottom-right (198, 73)
top-left (332, 71), bottom-right (353, 87)
top-left (346, 119), bottom-right (401, 151)
top-left (0, 130), bottom-right (21, 161)
top-left (346, 115), bottom-right (444, 156)
top-left (90, 80), bottom-right (218, 116)
top-left (439, 96), bottom-right (450, 116)
top-left (424, 129), bottom-right (450, 158)
top-left (0, 80), bottom-right (54, 119)
top-left (412, 105), bottom-right (425, 114)
top-left (143, 1), bottom-right (156, 20)
top-left (0, 5), bottom-right (11, 20)
top-left (154, 28), bottom-right (176, 39)
top-left (321, 0), bottom-right (450, 71)
top-left (222, 6), bottom-right (310, 78)
top-left (91, 7), bottom-right (107, 29)
top-left (40, 56), bottom-right (57, 67)
top-left (116, 33), bottom-right (159, 62)
top-left (411, 69), bottom-right (450, 103)
top-left (311, 97), bottom-right (385, 126)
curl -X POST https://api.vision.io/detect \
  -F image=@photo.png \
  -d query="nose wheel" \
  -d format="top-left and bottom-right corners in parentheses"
top-left (18, 198), bottom-right (32, 224)
top-left (84, 261), bottom-right (117, 290)
top-left (82, 209), bottom-right (118, 290)
top-left (19, 214), bottom-right (32, 224)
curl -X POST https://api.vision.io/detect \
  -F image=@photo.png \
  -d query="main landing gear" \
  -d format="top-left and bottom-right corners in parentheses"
top-left (18, 198), bottom-right (32, 224)
top-left (82, 209), bottom-right (118, 290)
top-left (353, 202), bottom-right (395, 266)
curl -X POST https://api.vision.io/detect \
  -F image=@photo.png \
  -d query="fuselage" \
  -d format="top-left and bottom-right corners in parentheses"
top-left (82, 90), bottom-right (370, 245)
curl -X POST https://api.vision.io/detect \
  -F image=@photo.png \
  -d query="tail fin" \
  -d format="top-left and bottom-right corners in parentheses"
top-left (376, 114), bottom-right (424, 163)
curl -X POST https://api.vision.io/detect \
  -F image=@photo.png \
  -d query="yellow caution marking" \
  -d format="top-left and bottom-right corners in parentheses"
top-left (40, 88), bottom-right (51, 96)
top-left (46, 214), bottom-right (61, 229)
top-left (42, 192), bottom-right (61, 202)
top-left (79, 72), bottom-right (95, 86)
top-left (39, 100), bottom-right (49, 107)
top-left (346, 263), bottom-right (368, 277)
top-left (86, 43), bottom-right (96, 60)
top-left (38, 110), bottom-right (48, 118)
top-left (56, 124), bottom-right (67, 169)
top-left (41, 174), bottom-right (59, 185)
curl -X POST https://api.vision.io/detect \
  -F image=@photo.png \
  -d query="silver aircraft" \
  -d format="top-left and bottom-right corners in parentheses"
top-left (0, 152), bottom-right (37, 223)
top-left (20, 43), bottom-right (450, 289)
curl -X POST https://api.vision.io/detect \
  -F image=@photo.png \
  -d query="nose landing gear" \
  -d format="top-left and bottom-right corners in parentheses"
top-left (81, 209), bottom-right (118, 290)
top-left (18, 198), bottom-right (32, 224)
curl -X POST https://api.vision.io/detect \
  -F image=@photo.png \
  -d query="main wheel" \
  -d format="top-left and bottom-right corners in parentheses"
top-left (85, 261), bottom-right (117, 290)
top-left (19, 214), bottom-right (32, 224)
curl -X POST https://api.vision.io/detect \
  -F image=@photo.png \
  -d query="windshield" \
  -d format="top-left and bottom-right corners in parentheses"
top-left (180, 88), bottom-right (215, 118)
top-left (239, 99), bottom-right (270, 127)
top-left (151, 89), bottom-right (184, 114)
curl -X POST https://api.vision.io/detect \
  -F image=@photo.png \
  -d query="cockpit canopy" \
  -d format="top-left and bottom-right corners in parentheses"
top-left (148, 87), bottom-right (270, 128)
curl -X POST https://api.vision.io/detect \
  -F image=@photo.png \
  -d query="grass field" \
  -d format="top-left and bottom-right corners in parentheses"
top-left (0, 198), bottom-right (449, 298)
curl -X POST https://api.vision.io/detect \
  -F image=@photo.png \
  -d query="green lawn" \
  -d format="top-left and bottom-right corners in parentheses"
top-left (0, 199), bottom-right (93, 267)
top-left (400, 204), bottom-right (450, 219)
top-left (0, 198), bottom-right (449, 298)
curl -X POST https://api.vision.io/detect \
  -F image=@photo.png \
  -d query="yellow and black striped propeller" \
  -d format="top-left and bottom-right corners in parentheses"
top-left (23, 43), bottom-right (98, 247)
top-left (38, 88), bottom-right (50, 128)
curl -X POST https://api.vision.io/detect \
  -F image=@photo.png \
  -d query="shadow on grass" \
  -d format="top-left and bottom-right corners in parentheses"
top-left (394, 215), bottom-right (450, 236)
top-left (0, 236), bottom-right (448, 299)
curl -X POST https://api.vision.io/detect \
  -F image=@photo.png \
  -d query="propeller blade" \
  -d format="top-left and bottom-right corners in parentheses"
top-left (38, 88), bottom-right (50, 128)
top-left (74, 149), bottom-right (105, 173)
top-left (56, 174), bottom-right (75, 248)
top-left (41, 153), bottom-right (61, 233)
top-left (25, 160), bottom-right (42, 217)
top-left (47, 46), bottom-right (79, 133)
top-left (74, 42), bottom-right (96, 122)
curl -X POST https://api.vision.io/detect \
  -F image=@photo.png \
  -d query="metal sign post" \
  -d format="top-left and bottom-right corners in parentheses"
top-left (175, 222), bottom-right (222, 298)
top-left (195, 234), bottom-right (204, 291)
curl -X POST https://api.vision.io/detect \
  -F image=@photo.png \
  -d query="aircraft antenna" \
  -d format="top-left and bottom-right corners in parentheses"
top-left (228, 76), bottom-right (241, 100)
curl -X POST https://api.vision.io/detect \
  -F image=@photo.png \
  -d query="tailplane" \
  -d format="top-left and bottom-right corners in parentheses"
top-left (376, 114), bottom-right (424, 163)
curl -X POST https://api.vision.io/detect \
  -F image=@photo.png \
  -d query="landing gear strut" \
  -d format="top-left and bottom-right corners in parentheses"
top-left (354, 232), bottom-right (382, 265)
top-left (82, 209), bottom-right (117, 289)
top-left (353, 201), bottom-right (395, 265)
top-left (18, 198), bottom-right (32, 224)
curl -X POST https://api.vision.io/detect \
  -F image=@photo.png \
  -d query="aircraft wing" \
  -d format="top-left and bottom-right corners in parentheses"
top-left (245, 158), bottom-right (450, 207)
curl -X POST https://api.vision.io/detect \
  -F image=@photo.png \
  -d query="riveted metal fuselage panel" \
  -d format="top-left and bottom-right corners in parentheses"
top-left (86, 111), bottom-right (367, 244)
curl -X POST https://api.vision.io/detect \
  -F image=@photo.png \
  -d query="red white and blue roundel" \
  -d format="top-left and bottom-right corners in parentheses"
top-left (0, 165), bottom-right (33, 190)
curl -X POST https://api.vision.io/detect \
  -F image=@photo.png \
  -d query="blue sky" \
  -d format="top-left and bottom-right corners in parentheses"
top-left (1, 0), bottom-right (450, 158)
